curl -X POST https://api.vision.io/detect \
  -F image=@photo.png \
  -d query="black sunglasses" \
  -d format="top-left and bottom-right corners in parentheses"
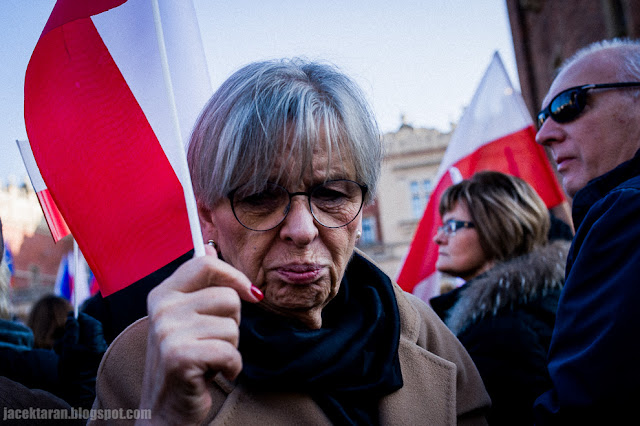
top-left (536, 82), bottom-right (640, 129)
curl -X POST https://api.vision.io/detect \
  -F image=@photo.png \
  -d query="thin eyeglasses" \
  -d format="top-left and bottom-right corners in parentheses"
top-left (437, 219), bottom-right (475, 237)
top-left (228, 179), bottom-right (368, 231)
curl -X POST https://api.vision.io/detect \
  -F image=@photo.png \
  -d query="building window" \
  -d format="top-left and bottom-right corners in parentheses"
top-left (423, 179), bottom-right (433, 195)
top-left (410, 179), bottom-right (432, 219)
top-left (361, 216), bottom-right (377, 245)
top-left (410, 181), bottom-right (422, 218)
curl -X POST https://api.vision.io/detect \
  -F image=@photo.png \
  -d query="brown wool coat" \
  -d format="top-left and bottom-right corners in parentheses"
top-left (91, 282), bottom-right (490, 425)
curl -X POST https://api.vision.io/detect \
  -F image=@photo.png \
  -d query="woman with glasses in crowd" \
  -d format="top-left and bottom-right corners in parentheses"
top-left (92, 58), bottom-right (490, 425)
top-left (429, 171), bottom-right (570, 426)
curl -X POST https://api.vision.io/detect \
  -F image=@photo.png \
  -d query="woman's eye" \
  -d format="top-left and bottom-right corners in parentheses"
top-left (240, 190), bottom-right (279, 206)
top-left (314, 187), bottom-right (345, 201)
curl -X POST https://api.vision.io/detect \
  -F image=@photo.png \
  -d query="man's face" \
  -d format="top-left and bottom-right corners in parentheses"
top-left (536, 50), bottom-right (640, 197)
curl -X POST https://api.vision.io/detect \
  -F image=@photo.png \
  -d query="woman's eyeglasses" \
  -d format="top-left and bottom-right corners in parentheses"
top-left (536, 82), bottom-right (640, 129)
top-left (228, 179), bottom-right (367, 231)
top-left (437, 220), bottom-right (475, 237)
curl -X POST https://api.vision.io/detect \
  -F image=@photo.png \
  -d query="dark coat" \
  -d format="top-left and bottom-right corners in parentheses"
top-left (0, 376), bottom-right (84, 425)
top-left (431, 241), bottom-right (569, 426)
top-left (534, 149), bottom-right (640, 425)
top-left (0, 314), bottom-right (107, 409)
top-left (0, 318), bottom-right (60, 394)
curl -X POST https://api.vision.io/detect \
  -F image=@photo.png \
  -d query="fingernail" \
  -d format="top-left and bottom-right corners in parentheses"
top-left (250, 285), bottom-right (264, 302)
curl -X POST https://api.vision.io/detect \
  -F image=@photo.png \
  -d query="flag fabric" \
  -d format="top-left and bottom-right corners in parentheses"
top-left (2, 243), bottom-right (14, 287)
top-left (16, 139), bottom-right (71, 242)
top-left (397, 52), bottom-right (565, 298)
top-left (72, 241), bottom-right (91, 314)
top-left (24, 0), bottom-right (212, 297)
top-left (54, 252), bottom-right (73, 302)
top-left (54, 247), bottom-right (99, 312)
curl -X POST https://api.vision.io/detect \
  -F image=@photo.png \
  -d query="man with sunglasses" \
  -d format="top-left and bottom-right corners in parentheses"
top-left (534, 38), bottom-right (640, 424)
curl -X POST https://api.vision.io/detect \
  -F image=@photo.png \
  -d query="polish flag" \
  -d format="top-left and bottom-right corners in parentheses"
top-left (397, 52), bottom-right (565, 298)
top-left (24, 0), bottom-right (212, 302)
top-left (16, 139), bottom-right (71, 242)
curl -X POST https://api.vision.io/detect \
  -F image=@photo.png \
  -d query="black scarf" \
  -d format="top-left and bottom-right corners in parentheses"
top-left (239, 253), bottom-right (403, 425)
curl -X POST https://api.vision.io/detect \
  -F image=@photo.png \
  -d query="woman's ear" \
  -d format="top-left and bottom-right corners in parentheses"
top-left (197, 201), bottom-right (218, 240)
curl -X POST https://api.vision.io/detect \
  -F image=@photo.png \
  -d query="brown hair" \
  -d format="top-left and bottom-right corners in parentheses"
top-left (439, 171), bottom-right (550, 262)
top-left (27, 295), bottom-right (72, 349)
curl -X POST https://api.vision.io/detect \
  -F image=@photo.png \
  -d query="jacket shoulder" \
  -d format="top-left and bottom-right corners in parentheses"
top-left (392, 285), bottom-right (490, 425)
top-left (93, 317), bottom-right (233, 423)
top-left (93, 317), bottom-right (149, 412)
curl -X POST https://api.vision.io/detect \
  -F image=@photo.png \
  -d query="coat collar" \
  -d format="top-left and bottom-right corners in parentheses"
top-left (207, 260), bottom-right (464, 425)
top-left (96, 251), bottom-right (489, 424)
top-left (441, 241), bottom-right (570, 335)
top-left (573, 148), bottom-right (640, 229)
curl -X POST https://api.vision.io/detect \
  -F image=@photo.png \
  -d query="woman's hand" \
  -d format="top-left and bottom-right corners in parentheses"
top-left (138, 245), bottom-right (262, 425)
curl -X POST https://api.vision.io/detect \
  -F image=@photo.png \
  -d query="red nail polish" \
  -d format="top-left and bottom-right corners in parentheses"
top-left (250, 285), bottom-right (264, 301)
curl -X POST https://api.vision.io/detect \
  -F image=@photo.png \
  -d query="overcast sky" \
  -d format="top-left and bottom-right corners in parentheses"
top-left (0, 0), bottom-right (517, 184)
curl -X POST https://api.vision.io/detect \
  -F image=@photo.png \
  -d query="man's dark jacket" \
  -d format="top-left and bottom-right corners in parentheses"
top-left (534, 149), bottom-right (640, 425)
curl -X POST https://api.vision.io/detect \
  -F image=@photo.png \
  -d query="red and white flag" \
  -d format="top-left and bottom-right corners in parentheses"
top-left (24, 0), bottom-right (212, 296)
top-left (397, 52), bottom-right (565, 298)
top-left (16, 139), bottom-right (71, 242)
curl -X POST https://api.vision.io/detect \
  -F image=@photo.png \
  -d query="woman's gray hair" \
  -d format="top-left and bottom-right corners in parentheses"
top-left (560, 38), bottom-right (640, 97)
top-left (188, 58), bottom-right (382, 208)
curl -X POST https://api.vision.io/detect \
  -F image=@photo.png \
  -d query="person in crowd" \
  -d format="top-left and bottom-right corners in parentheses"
top-left (429, 171), bottom-right (570, 426)
top-left (0, 218), bottom-right (107, 409)
top-left (92, 58), bottom-right (491, 424)
top-left (28, 294), bottom-right (72, 349)
top-left (0, 218), bottom-right (83, 423)
top-left (533, 38), bottom-right (640, 424)
top-left (0, 222), bottom-right (59, 395)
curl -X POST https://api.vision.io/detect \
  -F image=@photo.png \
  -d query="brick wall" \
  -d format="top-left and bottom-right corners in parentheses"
top-left (506, 0), bottom-right (640, 116)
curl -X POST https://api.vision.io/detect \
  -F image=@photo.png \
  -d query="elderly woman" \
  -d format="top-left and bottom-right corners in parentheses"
top-left (93, 58), bottom-right (490, 425)
top-left (429, 171), bottom-right (570, 426)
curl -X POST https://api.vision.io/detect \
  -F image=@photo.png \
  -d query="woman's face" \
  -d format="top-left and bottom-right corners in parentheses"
top-left (433, 200), bottom-right (493, 282)
top-left (200, 143), bottom-right (362, 330)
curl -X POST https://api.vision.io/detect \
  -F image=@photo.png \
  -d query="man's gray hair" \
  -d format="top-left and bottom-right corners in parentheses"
top-left (187, 58), bottom-right (382, 208)
top-left (560, 38), bottom-right (640, 87)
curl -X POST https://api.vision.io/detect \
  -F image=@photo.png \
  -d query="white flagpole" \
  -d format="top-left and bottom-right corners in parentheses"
top-left (73, 239), bottom-right (79, 317)
top-left (151, 0), bottom-right (205, 258)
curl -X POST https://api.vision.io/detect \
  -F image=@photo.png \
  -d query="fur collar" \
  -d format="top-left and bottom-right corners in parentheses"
top-left (445, 240), bottom-right (570, 335)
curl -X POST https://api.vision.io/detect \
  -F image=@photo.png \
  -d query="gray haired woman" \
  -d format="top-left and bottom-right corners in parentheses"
top-left (93, 58), bottom-right (490, 425)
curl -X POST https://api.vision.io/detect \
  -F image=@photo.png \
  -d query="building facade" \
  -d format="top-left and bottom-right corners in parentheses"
top-left (358, 123), bottom-right (451, 279)
top-left (1, 177), bottom-right (72, 316)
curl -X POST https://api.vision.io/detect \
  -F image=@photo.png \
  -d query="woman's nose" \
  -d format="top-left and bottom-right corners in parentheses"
top-left (279, 197), bottom-right (318, 246)
top-left (433, 229), bottom-right (446, 245)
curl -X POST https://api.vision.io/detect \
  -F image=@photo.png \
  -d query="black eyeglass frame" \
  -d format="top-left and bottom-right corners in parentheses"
top-left (227, 179), bottom-right (369, 232)
top-left (536, 82), bottom-right (640, 129)
top-left (437, 219), bottom-right (475, 237)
